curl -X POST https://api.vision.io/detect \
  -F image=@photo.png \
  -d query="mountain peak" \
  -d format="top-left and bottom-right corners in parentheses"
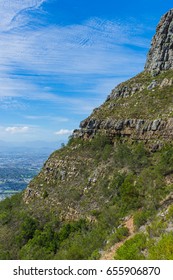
top-left (145, 9), bottom-right (173, 74)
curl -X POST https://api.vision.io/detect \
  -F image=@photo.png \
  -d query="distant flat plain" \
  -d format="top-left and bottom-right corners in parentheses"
top-left (0, 147), bottom-right (53, 201)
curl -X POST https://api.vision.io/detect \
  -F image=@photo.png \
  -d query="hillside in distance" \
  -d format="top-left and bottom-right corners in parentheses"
top-left (1, 9), bottom-right (173, 260)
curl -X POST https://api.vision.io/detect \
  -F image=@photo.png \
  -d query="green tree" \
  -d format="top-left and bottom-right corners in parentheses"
top-left (16, 216), bottom-right (38, 247)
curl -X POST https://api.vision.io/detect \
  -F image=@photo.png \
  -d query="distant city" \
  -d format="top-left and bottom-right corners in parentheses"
top-left (0, 145), bottom-right (58, 201)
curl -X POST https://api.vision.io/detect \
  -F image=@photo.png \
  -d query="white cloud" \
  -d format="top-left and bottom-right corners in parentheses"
top-left (0, 16), bottom-right (149, 102)
top-left (5, 126), bottom-right (29, 133)
top-left (0, 97), bottom-right (27, 109)
top-left (25, 115), bottom-right (69, 122)
top-left (55, 129), bottom-right (73, 136)
top-left (16, 19), bottom-right (147, 76)
top-left (0, 0), bottom-right (46, 31)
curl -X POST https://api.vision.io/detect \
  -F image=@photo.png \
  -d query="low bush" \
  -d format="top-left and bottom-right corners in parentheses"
top-left (133, 210), bottom-right (153, 229)
top-left (114, 233), bottom-right (147, 260)
top-left (16, 216), bottom-right (38, 247)
top-left (148, 233), bottom-right (173, 259)
top-left (108, 226), bottom-right (129, 246)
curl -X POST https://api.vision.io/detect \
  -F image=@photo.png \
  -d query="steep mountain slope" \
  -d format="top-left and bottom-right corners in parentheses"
top-left (1, 9), bottom-right (173, 260)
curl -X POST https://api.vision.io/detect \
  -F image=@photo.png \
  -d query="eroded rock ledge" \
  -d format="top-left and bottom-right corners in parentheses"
top-left (73, 118), bottom-right (173, 143)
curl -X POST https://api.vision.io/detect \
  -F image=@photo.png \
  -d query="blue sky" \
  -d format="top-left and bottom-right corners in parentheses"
top-left (0, 0), bottom-right (172, 145)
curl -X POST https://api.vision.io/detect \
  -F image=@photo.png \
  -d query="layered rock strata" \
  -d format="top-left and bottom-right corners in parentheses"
top-left (145, 9), bottom-right (173, 74)
top-left (73, 118), bottom-right (173, 144)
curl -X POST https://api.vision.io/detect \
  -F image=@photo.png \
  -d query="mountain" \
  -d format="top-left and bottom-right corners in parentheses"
top-left (1, 9), bottom-right (173, 260)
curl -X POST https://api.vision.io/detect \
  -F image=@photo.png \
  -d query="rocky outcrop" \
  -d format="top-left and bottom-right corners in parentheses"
top-left (106, 82), bottom-right (145, 101)
top-left (106, 77), bottom-right (172, 102)
top-left (73, 117), bottom-right (173, 143)
top-left (145, 9), bottom-right (173, 74)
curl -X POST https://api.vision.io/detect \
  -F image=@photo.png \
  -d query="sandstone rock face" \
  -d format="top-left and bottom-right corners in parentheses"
top-left (145, 9), bottom-right (173, 74)
top-left (72, 117), bottom-right (173, 143)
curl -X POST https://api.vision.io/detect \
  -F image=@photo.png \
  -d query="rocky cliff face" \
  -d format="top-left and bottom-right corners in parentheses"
top-left (24, 9), bottom-right (173, 213)
top-left (72, 10), bottom-right (173, 145)
top-left (73, 117), bottom-right (173, 146)
top-left (145, 9), bottom-right (173, 74)
top-left (72, 72), bottom-right (173, 146)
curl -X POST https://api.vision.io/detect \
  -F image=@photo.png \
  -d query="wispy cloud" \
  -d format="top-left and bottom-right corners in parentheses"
top-left (19, 19), bottom-right (147, 76)
top-left (0, 0), bottom-right (46, 31)
top-left (0, 9), bottom-right (149, 100)
top-left (0, 1), bottom-right (152, 142)
top-left (0, 97), bottom-right (27, 109)
top-left (55, 129), bottom-right (73, 136)
top-left (25, 115), bottom-right (69, 122)
top-left (5, 126), bottom-right (29, 134)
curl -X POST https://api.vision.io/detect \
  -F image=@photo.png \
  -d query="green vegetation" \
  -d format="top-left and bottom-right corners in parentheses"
top-left (148, 233), bottom-right (173, 259)
top-left (107, 226), bottom-right (129, 247)
top-left (0, 133), bottom-right (173, 259)
top-left (91, 70), bottom-right (173, 120)
top-left (1, 70), bottom-right (173, 259)
top-left (133, 209), bottom-right (153, 229)
top-left (114, 233), bottom-right (147, 260)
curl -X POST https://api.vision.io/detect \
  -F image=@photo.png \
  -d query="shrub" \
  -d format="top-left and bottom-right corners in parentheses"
top-left (55, 224), bottom-right (106, 260)
top-left (58, 219), bottom-right (88, 242)
top-left (130, 142), bottom-right (149, 172)
top-left (0, 212), bottom-right (11, 225)
top-left (114, 142), bottom-right (149, 172)
top-left (115, 226), bottom-right (129, 241)
top-left (114, 233), bottom-right (147, 260)
top-left (133, 210), bottom-right (153, 229)
top-left (89, 249), bottom-right (101, 260)
top-left (167, 205), bottom-right (173, 219)
top-left (43, 190), bottom-right (48, 199)
top-left (98, 205), bottom-right (120, 229)
top-left (108, 226), bottom-right (129, 246)
top-left (148, 233), bottom-right (173, 259)
top-left (137, 168), bottom-right (164, 209)
top-left (90, 134), bottom-right (111, 151)
top-left (19, 243), bottom-right (54, 260)
top-left (16, 216), bottom-right (38, 247)
top-left (146, 218), bottom-right (167, 238)
top-left (108, 172), bottom-right (126, 197)
top-left (119, 174), bottom-right (141, 212)
top-left (156, 145), bottom-right (173, 175)
top-left (114, 143), bottom-right (132, 168)
top-left (102, 144), bottom-right (112, 161)
top-left (0, 197), bottom-right (12, 211)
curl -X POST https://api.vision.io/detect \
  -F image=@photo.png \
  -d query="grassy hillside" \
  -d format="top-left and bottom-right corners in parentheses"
top-left (1, 134), bottom-right (173, 259)
top-left (88, 70), bottom-right (173, 121)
